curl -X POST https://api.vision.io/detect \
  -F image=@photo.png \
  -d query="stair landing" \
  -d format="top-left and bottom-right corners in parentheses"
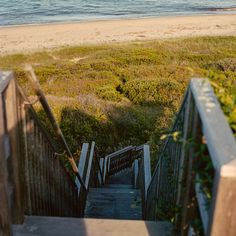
top-left (13, 216), bottom-right (174, 236)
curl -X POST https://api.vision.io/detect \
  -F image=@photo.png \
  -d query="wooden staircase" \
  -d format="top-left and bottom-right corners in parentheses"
top-left (85, 187), bottom-right (142, 220)
top-left (12, 146), bottom-right (173, 235)
top-left (2, 72), bottom-right (236, 236)
top-left (85, 168), bottom-right (142, 220)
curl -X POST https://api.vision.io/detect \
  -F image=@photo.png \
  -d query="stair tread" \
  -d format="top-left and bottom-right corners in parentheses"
top-left (85, 188), bottom-right (142, 220)
top-left (13, 216), bottom-right (174, 236)
top-left (89, 187), bottom-right (139, 194)
top-left (108, 168), bottom-right (133, 185)
top-left (104, 184), bottom-right (133, 189)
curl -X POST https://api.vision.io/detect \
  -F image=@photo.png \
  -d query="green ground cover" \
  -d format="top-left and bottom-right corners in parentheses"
top-left (0, 36), bottom-right (235, 163)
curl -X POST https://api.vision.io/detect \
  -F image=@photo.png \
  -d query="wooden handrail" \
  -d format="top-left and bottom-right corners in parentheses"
top-left (24, 65), bottom-right (86, 191)
top-left (0, 71), bottom-right (82, 226)
top-left (145, 78), bottom-right (236, 236)
top-left (190, 78), bottom-right (236, 235)
top-left (190, 79), bottom-right (236, 172)
top-left (105, 146), bottom-right (134, 159)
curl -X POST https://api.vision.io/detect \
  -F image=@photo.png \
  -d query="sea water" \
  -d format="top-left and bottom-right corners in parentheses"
top-left (0, 0), bottom-right (236, 26)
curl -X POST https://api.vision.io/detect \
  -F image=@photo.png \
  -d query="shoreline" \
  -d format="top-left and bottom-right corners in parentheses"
top-left (1, 14), bottom-right (236, 55)
top-left (1, 12), bottom-right (236, 29)
top-left (1, 7), bottom-right (236, 29)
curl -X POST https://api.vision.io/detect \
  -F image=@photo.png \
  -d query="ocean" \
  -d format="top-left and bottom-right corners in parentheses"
top-left (0, 0), bottom-right (236, 27)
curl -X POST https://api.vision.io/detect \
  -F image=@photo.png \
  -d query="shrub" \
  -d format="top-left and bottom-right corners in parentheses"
top-left (122, 78), bottom-right (185, 105)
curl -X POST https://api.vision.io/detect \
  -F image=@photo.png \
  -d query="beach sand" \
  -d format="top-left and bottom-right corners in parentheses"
top-left (0, 14), bottom-right (236, 55)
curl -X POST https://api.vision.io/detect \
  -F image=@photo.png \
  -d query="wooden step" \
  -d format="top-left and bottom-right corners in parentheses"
top-left (85, 188), bottom-right (142, 220)
top-left (104, 184), bottom-right (133, 189)
top-left (107, 168), bottom-right (133, 185)
top-left (13, 216), bottom-right (174, 236)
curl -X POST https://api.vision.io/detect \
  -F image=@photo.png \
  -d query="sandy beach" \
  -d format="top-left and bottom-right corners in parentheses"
top-left (0, 14), bottom-right (236, 55)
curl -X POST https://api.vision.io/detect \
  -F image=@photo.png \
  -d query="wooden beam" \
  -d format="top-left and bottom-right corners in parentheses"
top-left (85, 142), bottom-right (95, 189)
top-left (143, 145), bottom-right (151, 201)
top-left (208, 161), bottom-right (236, 236)
top-left (98, 158), bottom-right (104, 185)
top-left (76, 143), bottom-right (89, 193)
top-left (0, 93), bottom-right (12, 236)
top-left (3, 77), bottom-right (24, 223)
top-left (190, 78), bottom-right (236, 172)
top-left (103, 157), bottom-right (108, 184)
top-left (133, 159), bottom-right (139, 188)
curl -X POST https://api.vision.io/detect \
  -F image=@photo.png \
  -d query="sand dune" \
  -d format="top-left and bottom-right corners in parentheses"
top-left (0, 14), bottom-right (236, 55)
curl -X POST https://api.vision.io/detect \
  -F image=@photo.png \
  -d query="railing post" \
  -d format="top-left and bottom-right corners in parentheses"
top-left (208, 160), bottom-right (236, 235)
top-left (143, 145), bottom-right (151, 201)
top-left (2, 75), bottom-right (24, 224)
top-left (0, 94), bottom-right (12, 236)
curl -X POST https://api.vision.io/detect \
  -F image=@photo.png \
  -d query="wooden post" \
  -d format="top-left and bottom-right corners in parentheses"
top-left (0, 95), bottom-right (12, 236)
top-left (3, 77), bottom-right (24, 223)
top-left (208, 163), bottom-right (236, 236)
top-left (143, 145), bottom-right (151, 219)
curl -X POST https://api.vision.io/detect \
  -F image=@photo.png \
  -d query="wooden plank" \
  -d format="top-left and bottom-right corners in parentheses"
top-left (190, 78), bottom-right (236, 172)
top-left (107, 157), bottom-right (111, 173)
top-left (85, 188), bottom-right (142, 220)
top-left (13, 216), bottom-right (174, 236)
top-left (209, 163), bottom-right (236, 236)
top-left (85, 141), bottom-right (95, 189)
top-left (4, 79), bottom-right (24, 223)
top-left (133, 159), bottom-right (139, 188)
top-left (143, 145), bottom-right (151, 200)
top-left (76, 143), bottom-right (89, 192)
top-left (98, 158), bottom-right (104, 185)
top-left (103, 157), bottom-right (108, 184)
top-left (0, 95), bottom-right (12, 236)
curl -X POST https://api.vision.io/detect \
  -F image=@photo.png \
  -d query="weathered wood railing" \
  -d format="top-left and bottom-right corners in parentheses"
top-left (145, 78), bottom-right (236, 236)
top-left (145, 90), bottom-right (188, 221)
top-left (102, 146), bottom-right (135, 183)
top-left (0, 72), bottom-right (80, 226)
